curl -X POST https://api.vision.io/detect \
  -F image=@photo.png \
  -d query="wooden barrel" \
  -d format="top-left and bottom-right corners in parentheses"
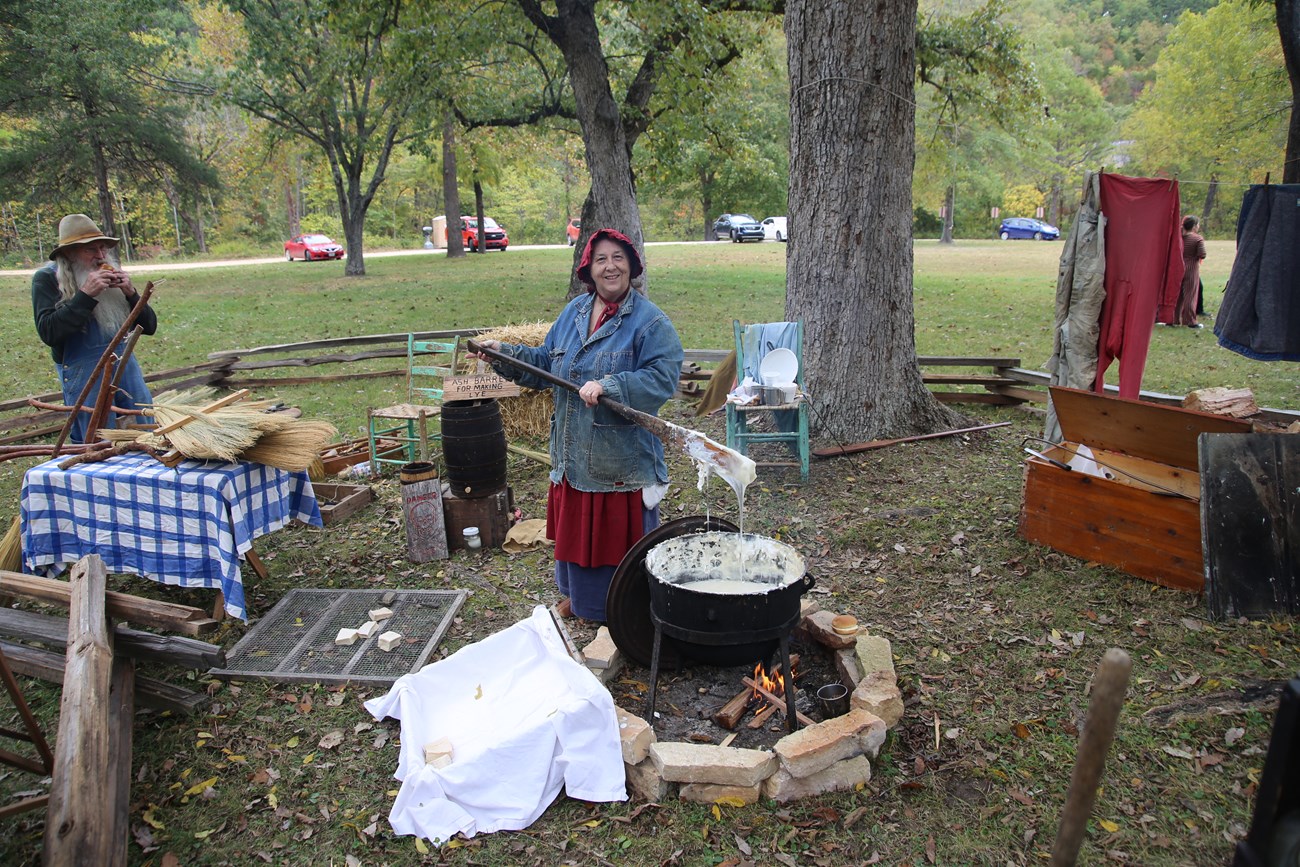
top-left (441, 399), bottom-right (508, 498)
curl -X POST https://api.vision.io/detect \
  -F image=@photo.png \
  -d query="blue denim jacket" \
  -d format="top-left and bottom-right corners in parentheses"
top-left (493, 290), bottom-right (683, 492)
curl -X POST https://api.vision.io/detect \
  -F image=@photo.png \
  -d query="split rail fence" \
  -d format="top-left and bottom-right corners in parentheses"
top-left (3, 332), bottom-right (1296, 442)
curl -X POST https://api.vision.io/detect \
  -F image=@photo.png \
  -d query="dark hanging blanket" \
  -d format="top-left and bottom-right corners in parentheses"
top-left (1214, 184), bottom-right (1300, 362)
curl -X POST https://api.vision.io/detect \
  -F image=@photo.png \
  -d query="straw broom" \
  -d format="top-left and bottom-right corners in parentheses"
top-left (0, 515), bottom-right (21, 574)
top-left (100, 389), bottom-right (337, 471)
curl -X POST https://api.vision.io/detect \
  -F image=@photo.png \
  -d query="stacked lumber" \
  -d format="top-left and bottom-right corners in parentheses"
top-left (1181, 387), bottom-right (1258, 418)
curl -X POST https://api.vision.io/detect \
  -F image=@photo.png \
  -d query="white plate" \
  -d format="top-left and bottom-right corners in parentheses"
top-left (758, 347), bottom-right (798, 383)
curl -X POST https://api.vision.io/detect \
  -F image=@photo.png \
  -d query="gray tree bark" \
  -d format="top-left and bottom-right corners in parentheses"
top-left (785, 0), bottom-right (964, 440)
top-left (442, 112), bottom-right (465, 258)
top-left (517, 0), bottom-right (646, 298)
top-left (1278, 0), bottom-right (1300, 182)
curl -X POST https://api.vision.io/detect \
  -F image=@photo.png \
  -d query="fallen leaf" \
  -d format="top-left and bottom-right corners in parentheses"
top-left (1162, 746), bottom-right (1195, 760)
top-left (194, 828), bottom-right (216, 839)
top-left (734, 833), bottom-right (752, 855)
top-left (415, 838), bottom-right (429, 854)
top-left (318, 730), bottom-right (344, 750)
top-left (714, 796), bottom-right (748, 808)
top-left (1013, 722), bottom-right (1031, 740)
top-left (1099, 819), bottom-right (1120, 833)
top-left (925, 835), bottom-right (937, 863)
top-left (1225, 727), bottom-right (1245, 746)
top-left (184, 777), bottom-right (217, 797)
top-left (1180, 617), bottom-right (1203, 632)
top-left (142, 805), bottom-right (165, 830)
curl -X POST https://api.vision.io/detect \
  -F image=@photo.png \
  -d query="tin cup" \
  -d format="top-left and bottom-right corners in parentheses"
top-left (815, 682), bottom-right (850, 718)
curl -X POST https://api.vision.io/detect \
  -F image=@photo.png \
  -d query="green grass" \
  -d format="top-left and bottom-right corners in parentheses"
top-left (0, 240), bottom-right (1295, 866)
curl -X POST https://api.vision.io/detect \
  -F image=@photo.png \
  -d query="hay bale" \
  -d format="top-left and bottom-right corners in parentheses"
top-left (471, 323), bottom-right (554, 440)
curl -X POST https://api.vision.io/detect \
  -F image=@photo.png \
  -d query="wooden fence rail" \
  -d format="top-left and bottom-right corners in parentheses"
top-left (3, 332), bottom-right (1294, 442)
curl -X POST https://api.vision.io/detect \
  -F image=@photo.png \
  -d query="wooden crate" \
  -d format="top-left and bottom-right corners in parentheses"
top-left (1018, 387), bottom-right (1251, 592)
top-left (443, 485), bottom-right (513, 551)
top-left (313, 483), bottom-right (374, 526)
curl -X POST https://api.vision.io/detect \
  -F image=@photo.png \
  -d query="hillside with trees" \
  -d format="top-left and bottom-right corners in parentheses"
top-left (0, 0), bottom-right (1292, 264)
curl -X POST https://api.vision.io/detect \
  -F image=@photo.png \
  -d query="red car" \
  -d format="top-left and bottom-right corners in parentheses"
top-left (461, 216), bottom-right (508, 252)
top-left (285, 233), bottom-right (345, 261)
top-left (566, 218), bottom-right (581, 246)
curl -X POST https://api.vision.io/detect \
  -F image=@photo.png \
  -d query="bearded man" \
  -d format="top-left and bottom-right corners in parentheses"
top-left (32, 214), bottom-right (158, 443)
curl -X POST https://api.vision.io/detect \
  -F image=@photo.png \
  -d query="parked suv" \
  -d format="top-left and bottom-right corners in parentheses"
top-left (729, 216), bottom-right (765, 243)
top-left (712, 213), bottom-right (756, 239)
top-left (461, 216), bottom-right (509, 251)
top-left (566, 218), bottom-right (581, 246)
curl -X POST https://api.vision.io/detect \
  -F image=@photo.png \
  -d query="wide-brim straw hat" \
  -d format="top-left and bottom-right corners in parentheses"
top-left (49, 213), bottom-right (119, 260)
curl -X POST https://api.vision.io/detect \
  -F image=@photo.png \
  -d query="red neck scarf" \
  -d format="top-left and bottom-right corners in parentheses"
top-left (590, 291), bottom-right (628, 334)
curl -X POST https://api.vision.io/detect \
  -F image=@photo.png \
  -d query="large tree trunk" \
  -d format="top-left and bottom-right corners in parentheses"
top-left (473, 180), bottom-right (486, 253)
top-left (1279, 0), bottom-right (1300, 183)
top-left (442, 112), bottom-right (464, 258)
top-left (520, 2), bottom-right (645, 298)
top-left (940, 184), bottom-right (955, 244)
top-left (785, 0), bottom-right (964, 440)
top-left (1202, 174), bottom-right (1218, 227)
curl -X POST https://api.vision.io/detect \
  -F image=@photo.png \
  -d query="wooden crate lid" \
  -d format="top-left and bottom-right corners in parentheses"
top-left (1050, 386), bottom-right (1252, 471)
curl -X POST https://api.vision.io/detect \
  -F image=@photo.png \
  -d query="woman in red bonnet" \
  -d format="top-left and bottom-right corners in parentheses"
top-left (471, 229), bottom-right (683, 622)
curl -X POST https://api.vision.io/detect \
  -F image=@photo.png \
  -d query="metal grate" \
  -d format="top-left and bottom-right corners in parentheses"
top-left (210, 589), bottom-right (466, 685)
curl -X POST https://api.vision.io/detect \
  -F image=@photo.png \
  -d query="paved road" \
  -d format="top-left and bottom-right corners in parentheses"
top-left (0, 240), bottom-right (719, 278)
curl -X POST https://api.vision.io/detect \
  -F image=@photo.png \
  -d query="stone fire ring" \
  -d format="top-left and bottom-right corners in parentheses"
top-left (578, 601), bottom-right (905, 804)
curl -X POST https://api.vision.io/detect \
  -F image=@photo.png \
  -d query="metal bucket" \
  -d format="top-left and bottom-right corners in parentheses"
top-left (441, 399), bottom-right (507, 498)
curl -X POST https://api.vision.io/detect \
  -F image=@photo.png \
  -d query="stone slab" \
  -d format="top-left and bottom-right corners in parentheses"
top-left (650, 742), bottom-right (777, 787)
top-left (835, 648), bottom-right (863, 687)
top-left (762, 754), bottom-right (872, 803)
top-left (773, 708), bottom-right (886, 778)
top-left (625, 758), bottom-right (669, 802)
top-left (804, 610), bottom-right (857, 650)
top-left (850, 670), bottom-right (904, 728)
top-left (617, 709), bottom-right (655, 765)
top-left (854, 634), bottom-right (896, 681)
top-left (582, 626), bottom-right (619, 670)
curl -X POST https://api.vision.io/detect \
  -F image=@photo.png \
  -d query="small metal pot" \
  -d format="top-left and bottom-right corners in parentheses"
top-left (644, 532), bottom-right (815, 665)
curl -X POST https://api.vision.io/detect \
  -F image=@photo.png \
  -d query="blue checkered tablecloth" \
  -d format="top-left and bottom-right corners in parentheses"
top-left (20, 452), bottom-right (322, 621)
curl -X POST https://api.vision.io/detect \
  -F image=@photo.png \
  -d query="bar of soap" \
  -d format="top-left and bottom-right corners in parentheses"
top-left (334, 628), bottom-right (359, 646)
top-left (356, 620), bottom-right (379, 639)
top-left (377, 630), bottom-right (402, 652)
top-left (368, 606), bottom-right (394, 622)
top-left (423, 737), bottom-right (454, 768)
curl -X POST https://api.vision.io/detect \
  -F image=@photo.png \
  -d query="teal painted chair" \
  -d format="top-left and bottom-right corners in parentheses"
top-left (724, 320), bottom-right (810, 482)
top-left (368, 335), bottom-right (461, 473)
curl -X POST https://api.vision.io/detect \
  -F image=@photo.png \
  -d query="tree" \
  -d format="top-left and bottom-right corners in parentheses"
top-left (1273, 0), bottom-right (1300, 181)
top-left (785, 0), bottom-right (964, 439)
top-left (1124, 0), bottom-right (1286, 213)
top-left (0, 0), bottom-right (218, 244)
top-left (218, 0), bottom-right (442, 275)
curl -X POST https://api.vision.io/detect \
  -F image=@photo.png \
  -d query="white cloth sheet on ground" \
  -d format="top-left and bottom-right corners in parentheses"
top-left (364, 606), bottom-right (626, 842)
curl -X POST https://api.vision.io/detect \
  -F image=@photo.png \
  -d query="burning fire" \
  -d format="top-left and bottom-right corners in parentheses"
top-left (751, 661), bottom-right (792, 710)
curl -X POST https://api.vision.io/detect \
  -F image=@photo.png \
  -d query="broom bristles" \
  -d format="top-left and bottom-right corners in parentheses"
top-left (0, 516), bottom-right (21, 573)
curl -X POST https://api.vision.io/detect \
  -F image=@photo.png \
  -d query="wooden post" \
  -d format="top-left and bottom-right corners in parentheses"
top-left (43, 554), bottom-right (123, 866)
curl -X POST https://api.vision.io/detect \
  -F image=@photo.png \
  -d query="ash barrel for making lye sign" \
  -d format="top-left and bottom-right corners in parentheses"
top-left (440, 398), bottom-right (508, 497)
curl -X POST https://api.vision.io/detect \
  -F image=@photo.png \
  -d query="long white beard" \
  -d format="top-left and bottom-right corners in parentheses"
top-left (61, 257), bottom-right (132, 335)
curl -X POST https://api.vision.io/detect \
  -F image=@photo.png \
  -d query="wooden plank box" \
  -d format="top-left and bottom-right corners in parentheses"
top-left (1019, 387), bottom-right (1251, 592)
top-left (313, 483), bottom-right (375, 526)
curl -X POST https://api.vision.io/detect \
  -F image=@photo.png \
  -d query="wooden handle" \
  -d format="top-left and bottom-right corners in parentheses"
top-left (1050, 648), bottom-right (1132, 866)
top-left (152, 389), bottom-right (251, 435)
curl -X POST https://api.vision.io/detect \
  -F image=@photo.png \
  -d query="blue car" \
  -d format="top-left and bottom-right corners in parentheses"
top-left (999, 217), bottom-right (1059, 240)
top-left (729, 217), bottom-right (766, 243)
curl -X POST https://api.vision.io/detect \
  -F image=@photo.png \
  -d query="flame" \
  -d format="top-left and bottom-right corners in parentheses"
top-left (751, 662), bottom-right (788, 710)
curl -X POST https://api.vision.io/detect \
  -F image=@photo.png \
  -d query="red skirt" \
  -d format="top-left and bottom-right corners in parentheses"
top-left (547, 479), bottom-right (645, 568)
